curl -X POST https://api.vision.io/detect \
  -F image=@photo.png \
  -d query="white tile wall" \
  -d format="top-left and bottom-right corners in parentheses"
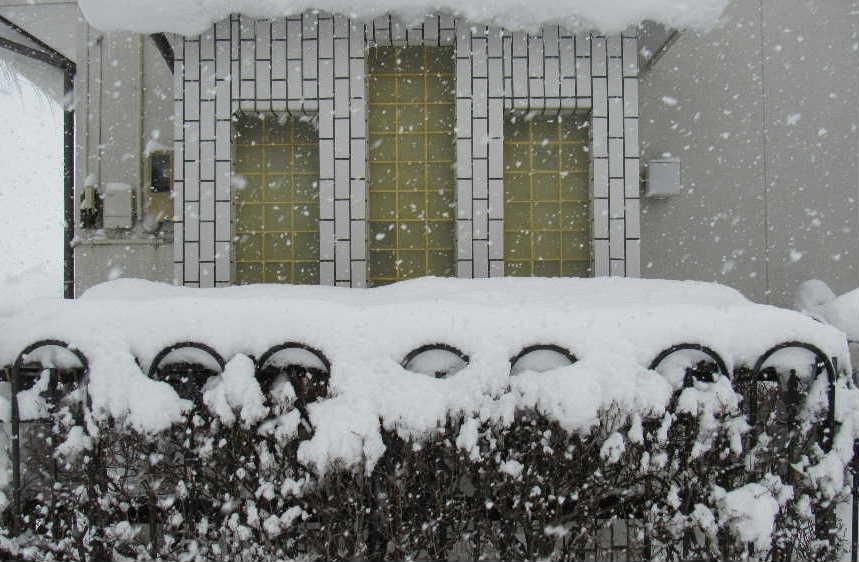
top-left (174, 13), bottom-right (640, 286)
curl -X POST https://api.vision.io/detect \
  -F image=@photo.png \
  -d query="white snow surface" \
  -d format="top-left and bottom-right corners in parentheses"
top-left (0, 276), bottom-right (854, 473)
top-left (794, 279), bottom-right (836, 316)
top-left (0, 63), bottom-right (63, 306)
top-left (814, 287), bottom-right (859, 343)
top-left (77, 0), bottom-right (729, 35)
top-left (713, 480), bottom-right (788, 551)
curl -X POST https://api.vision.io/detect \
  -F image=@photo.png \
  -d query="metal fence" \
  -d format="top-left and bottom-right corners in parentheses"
top-left (0, 337), bottom-right (850, 561)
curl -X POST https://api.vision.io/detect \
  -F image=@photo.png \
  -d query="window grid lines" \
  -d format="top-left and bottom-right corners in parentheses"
top-left (503, 114), bottom-right (592, 277)
top-left (367, 46), bottom-right (457, 285)
top-left (233, 114), bottom-right (321, 284)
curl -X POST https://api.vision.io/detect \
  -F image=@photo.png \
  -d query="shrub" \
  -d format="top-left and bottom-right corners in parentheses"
top-left (0, 352), bottom-right (849, 562)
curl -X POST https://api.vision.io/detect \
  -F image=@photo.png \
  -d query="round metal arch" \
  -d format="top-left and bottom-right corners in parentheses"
top-left (147, 342), bottom-right (226, 404)
top-left (147, 342), bottom-right (226, 379)
top-left (9, 339), bottom-right (89, 533)
top-left (648, 343), bottom-right (730, 380)
top-left (12, 338), bottom-right (90, 384)
top-left (509, 344), bottom-right (577, 374)
top-left (256, 342), bottom-right (332, 374)
top-left (401, 343), bottom-right (470, 379)
top-left (256, 342), bottom-right (332, 423)
top-left (750, 340), bottom-right (835, 382)
top-left (750, 340), bottom-right (836, 451)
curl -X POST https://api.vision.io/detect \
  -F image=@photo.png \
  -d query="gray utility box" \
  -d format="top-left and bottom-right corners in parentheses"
top-left (103, 182), bottom-right (134, 229)
top-left (644, 158), bottom-right (682, 198)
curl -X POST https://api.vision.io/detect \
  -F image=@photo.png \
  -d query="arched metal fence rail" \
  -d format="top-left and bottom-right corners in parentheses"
top-left (0, 338), bottom-right (852, 561)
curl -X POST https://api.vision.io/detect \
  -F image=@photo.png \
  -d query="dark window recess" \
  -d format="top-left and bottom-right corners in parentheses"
top-left (149, 152), bottom-right (173, 193)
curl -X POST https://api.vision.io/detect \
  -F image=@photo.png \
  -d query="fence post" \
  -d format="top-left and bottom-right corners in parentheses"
top-left (852, 440), bottom-right (858, 562)
top-left (8, 363), bottom-right (20, 536)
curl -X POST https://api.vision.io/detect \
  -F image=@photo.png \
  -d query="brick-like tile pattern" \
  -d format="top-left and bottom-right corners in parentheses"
top-left (174, 13), bottom-right (640, 286)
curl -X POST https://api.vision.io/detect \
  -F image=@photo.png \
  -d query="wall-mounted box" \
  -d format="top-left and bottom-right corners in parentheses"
top-left (644, 158), bottom-right (681, 198)
top-left (145, 151), bottom-right (174, 225)
top-left (103, 182), bottom-right (134, 229)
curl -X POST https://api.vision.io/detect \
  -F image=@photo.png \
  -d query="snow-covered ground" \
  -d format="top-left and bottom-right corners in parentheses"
top-left (0, 60), bottom-right (63, 311)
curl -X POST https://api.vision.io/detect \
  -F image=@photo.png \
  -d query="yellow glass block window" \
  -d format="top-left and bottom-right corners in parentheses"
top-left (367, 46), bottom-right (456, 286)
top-left (504, 114), bottom-right (591, 277)
top-left (232, 113), bottom-right (320, 284)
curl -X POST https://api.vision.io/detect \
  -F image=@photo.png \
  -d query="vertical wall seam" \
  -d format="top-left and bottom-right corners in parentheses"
top-left (759, 0), bottom-right (771, 303)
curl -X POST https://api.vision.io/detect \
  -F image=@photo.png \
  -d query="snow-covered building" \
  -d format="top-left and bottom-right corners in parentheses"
top-left (0, 0), bottom-right (856, 306)
top-left (3, 3), bottom-right (859, 558)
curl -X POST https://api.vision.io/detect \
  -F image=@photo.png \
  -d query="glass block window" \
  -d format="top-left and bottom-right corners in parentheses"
top-left (367, 46), bottom-right (456, 286)
top-left (232, 113), bottom-right (320, 284)
top-left (504, 114), bottom-right (591, 277)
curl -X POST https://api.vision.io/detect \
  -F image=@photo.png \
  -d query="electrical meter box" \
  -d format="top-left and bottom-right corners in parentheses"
top-left (103, 182), bottom-right (134, 229)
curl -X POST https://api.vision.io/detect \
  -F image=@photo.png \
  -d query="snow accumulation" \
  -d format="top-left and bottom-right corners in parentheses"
top-left (77, 0), bottom-right (729, 35)
top-left (795, 279), bottom-right (837, 316)
top-left (0, 265), bottom-right (61, 319)
top-left (0, 276), bottom-right (856, 478)
top-left (712, 478), bottom-right (791, 552)
top-left (795, 279), bottom-right (859, 343)
top-left (813, 288), bottom-right (859, 344)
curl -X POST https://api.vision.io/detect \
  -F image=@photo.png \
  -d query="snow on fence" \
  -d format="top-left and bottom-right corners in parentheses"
top-left (0, 277), bottom-right (858, 560)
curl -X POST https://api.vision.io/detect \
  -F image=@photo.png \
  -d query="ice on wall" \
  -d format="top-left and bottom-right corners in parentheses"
top-left (77, 0), bottom-right (730, 35)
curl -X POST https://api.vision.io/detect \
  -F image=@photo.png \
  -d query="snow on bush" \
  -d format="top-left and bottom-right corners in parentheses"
top-left (77, 0), bottom-right (730, 35)
top-left (712, 479), bottom-right (787, 551)
top-left (203, 354), bottom-right (268, 428)
top-left (0, 277), bottom-right (856, 560)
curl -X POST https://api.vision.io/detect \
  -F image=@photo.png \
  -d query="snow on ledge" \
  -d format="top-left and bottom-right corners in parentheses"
top-left (77, 0), bottom-right (729, 36)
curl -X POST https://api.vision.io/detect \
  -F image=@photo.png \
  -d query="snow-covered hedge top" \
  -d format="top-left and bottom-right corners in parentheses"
top-left (0, 276), bottom-right (852, 471)
top-left (76, 0), bottom-right (729, 35)
top-left (1, 276), bottom-right (848, 372)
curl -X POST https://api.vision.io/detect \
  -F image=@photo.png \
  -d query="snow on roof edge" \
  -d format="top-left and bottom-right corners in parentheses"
top-left (77, 0), bottom-right (730, 36)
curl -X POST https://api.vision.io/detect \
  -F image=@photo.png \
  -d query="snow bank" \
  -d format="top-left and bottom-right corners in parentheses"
top-left (794, 279), bottom-right (836, 316)
top-left (795, 278), bottom-right (859, 343)
top-left (814, 288), bottom-right (859, 343)
top-left (77, 0), bottom-right (729, 35)
top-left (0, 277), bottom-right (851, 464)
top-left (2, 276), bottom-right (849, 380)
top-left (0, 265), bottom-right (61, 319)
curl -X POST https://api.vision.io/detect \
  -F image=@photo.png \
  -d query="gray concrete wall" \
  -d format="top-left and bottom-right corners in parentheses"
top-left (72, 16), bottom-right (176, 293)
top-left (0, 0), bottom-right (79, 63)
top-left (640, 0), bottom-right (859, 306)
top-left (75, 239), bottom-right (173, 289)
top-left (1, 0), bottom-right (176, 294)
